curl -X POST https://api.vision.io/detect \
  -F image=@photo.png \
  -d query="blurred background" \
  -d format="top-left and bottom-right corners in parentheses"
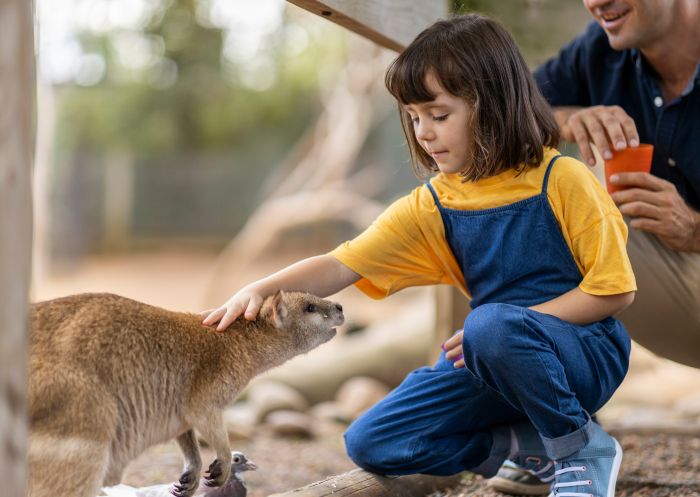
top-left (33, 0), bottom-right (700, 493)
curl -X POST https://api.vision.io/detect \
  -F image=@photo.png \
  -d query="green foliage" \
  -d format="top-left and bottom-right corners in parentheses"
top-left (56, 0), bottom-right (344, 154)
top-left (451, 0), bottom-right (591, 65)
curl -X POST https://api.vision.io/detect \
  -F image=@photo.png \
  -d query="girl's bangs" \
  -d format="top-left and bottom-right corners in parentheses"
top-left (385, 54), bottom-right (437, 105)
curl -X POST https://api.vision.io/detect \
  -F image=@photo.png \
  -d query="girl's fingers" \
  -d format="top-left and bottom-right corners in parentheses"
top-left (202, 307), bottom-right (225, 326)
top-left (453, 359), bottom-right (465, 369)
top-left (244, 295), bottom-right (263, 320)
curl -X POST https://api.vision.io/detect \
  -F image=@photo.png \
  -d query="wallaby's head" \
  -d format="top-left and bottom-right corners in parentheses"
top-left (258, 291), bottom-right (344, 352)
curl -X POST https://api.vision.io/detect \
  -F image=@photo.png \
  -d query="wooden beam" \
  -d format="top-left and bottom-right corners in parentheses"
top-left (268, 468), bottom-right (463, 497)
top-left (287, 0), bottom-right (449, 52)
top-left (0, 0), bottom-right (35, 495)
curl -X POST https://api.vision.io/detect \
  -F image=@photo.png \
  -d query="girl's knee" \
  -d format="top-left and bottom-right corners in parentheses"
top-left (344, 418), bottom-right (416, 475)
top-left (463, 303), bottom-right (524, 357)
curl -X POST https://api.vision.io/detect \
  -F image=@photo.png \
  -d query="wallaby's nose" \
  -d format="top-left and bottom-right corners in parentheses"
top-left (335, 303), bottom-right (343, 313)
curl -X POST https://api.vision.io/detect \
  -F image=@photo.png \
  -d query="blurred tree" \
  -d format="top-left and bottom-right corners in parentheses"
top-left (56, 0), bottom-right (344, 154)
top-left (452, 0), bottom-right (590, 65)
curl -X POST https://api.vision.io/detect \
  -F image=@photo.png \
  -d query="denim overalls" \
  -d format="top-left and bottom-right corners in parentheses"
top-left (344, 156), bottom-right (631, 477)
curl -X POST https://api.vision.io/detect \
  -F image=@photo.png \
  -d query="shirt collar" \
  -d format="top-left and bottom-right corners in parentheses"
top-left (632, 48), bottom-right (700, 96)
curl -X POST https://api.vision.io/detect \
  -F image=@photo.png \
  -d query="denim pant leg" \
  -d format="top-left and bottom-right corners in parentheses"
top-left (344, 354), bottom-right (524, 477)
top-left (460, 303), bottom-right (630, 459)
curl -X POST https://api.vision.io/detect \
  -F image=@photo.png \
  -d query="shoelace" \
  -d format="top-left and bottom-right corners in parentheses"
top-left (551, 465), bottom-right (593, 497)
top-left (527, 460), bottom-right (555, 483)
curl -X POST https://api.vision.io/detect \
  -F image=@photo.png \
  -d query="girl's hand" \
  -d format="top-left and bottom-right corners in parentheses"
top-left (442, 329), bottom-right (465, 368)
top-left (200, 288), bottom-right (265, 332)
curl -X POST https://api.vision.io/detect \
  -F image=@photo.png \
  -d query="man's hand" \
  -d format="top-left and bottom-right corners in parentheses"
top-left (611, 172), bottom-right (700, 252)
top-left (555, 105), bottom-right (640, 166)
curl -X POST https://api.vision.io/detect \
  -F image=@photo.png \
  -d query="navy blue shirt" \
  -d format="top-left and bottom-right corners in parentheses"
top-left (534, 22), bottom-right (700, 210)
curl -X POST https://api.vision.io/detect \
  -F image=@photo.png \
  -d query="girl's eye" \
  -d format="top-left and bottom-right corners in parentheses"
top-left (410, 116), bottom-right (419, 124)
top-left (304, 304), bottom-right (316, 313)
top-left (433, 114), bottom-right (449, 121)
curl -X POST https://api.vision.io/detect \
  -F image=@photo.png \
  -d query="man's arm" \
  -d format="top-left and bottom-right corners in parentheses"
top-left (611, 172), bottom-right (700, 253)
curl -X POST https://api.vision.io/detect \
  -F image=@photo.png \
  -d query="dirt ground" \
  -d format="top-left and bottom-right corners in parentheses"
top-left (120, 427), bottom-right (700, 496)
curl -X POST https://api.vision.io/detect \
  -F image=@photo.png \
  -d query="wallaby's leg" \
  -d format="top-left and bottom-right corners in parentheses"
top-left (191, 411), bottom-right (231, 488)
top-left (28, 432), bottom-right (110, 497)
top-left (173, 429), bottom-right (202, 497)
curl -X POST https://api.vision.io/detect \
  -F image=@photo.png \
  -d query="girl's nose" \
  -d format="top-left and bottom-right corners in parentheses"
top-left (415, 121), bottom-right (434, 141)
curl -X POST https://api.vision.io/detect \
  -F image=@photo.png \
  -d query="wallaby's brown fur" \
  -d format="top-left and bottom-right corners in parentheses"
top-left (28, 291), bottom-right (344, 497)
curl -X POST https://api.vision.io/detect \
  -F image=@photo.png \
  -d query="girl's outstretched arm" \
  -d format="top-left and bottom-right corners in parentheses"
top-left (201, 255), bottom-right (360, 331)
top-left (528, 287), bottom-right (635, 325)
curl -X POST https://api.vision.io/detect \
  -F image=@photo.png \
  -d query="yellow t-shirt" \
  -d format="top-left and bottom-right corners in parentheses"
top-left (330, 148), bottom-right (636, 300)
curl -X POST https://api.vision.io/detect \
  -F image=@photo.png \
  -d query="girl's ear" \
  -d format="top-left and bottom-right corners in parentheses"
top-left (271, 290), bottom-right (288, 329)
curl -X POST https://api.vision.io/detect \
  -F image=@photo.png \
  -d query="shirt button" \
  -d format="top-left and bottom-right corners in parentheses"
top-left (654, 96), bottom-right (663, 107)
top-left (668, 158), bottom-right (676, 167)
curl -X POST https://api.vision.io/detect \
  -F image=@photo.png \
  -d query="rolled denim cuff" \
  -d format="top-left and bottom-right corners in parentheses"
top-left (470, 425), bottom-right (511, 477)
top-left (541, 418), bottom-right (595, 460)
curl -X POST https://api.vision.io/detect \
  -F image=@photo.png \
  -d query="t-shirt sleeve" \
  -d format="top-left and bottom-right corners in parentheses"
top-left (533, 22), bottom-right (602, 107)
top-left (548, 157), bottom-right (637, 295)
top-left (329, 188), bottom-right (454, 299)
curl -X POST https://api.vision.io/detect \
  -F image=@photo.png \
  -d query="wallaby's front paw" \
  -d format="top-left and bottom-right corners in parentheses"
top-left (172, 469), bottom-right (199, 497)
top-left (203, 458), bottom-right (229, 487)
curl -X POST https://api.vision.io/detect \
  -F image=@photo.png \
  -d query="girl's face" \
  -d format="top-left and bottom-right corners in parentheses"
top-left (404, 73), bottom-right (472, 175)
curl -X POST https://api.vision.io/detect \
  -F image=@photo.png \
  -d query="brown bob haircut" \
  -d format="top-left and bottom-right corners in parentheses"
top-left (385, 14), bottom-right (559, 182)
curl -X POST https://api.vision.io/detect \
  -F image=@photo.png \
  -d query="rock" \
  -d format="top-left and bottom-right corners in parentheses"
top-left (335, 376), bottom-right (391, 420)
top-left (265, 410), bottom-right (314, 438)
top-left (223, 403), bottom-right (257, 440)
top-left (309, 401), bottom-right (352, 424)
top-left (247, 381), bottom-right (309, 422)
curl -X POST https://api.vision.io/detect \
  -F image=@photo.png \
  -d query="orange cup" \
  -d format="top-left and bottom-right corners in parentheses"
top-left (604, 144), bottom-right (654, 194)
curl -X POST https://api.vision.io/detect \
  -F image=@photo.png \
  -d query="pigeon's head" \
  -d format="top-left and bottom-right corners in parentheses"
top-left (231, 451), bottom-right (257, 473)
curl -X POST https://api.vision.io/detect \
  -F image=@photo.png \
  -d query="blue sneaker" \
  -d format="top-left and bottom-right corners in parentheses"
top-left (549, 423), bottom-right (622, 497)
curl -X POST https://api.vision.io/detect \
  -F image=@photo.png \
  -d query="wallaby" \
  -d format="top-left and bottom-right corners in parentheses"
top-left (27, 291), bottom-right (344, 497)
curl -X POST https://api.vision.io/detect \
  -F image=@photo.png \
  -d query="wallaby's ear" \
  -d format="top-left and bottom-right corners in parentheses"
top-left (271, 290), bottom-right (288, 329)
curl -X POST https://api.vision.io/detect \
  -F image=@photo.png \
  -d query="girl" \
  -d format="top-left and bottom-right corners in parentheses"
top-left (202, 14), bottom-right (634, 497)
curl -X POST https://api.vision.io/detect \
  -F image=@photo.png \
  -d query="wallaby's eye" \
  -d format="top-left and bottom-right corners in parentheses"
top-left (233, 456), bottom-right (241, 464)
top-left (304, 303), bottom-right (316, 313)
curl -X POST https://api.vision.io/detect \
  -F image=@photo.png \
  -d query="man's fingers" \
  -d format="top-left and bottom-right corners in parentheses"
top-left (600, 111), bottom-right (628, 152)
top-left (610, 172), bottom-right (669, 192)
top-left (568, 117), bottom-right (597, 166)
top-left (612, 106), bottom-right (640, 147)
top-left (617, 200), bottom-right (664, 220)
top-left (612, 187), bottom-right (667, 208)
top-left (580, 111), bottom-right (613, 160)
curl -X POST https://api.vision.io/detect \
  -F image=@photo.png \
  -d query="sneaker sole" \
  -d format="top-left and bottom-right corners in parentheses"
top-left (487, 476), bottom-right (551, 496)
top-left (608, 438), bottom-right (623, 497)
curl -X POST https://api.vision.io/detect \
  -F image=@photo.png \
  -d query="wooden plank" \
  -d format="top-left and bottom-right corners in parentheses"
top-left (268, 468), bottom-right (463, 497)
top-left (287, 0), bottom-right (448, 52)
top-left (0, 0), bottom-right (35, 495)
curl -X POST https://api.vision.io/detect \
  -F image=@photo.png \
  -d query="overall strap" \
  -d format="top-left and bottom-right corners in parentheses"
top-left (541, 154), bottom-right (562, 194)
top-left (426, 181), bottom-right (443, 209)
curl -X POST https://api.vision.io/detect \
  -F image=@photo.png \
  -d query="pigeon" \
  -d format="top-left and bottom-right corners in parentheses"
top-left (101, 451), bottom-right (258, 497)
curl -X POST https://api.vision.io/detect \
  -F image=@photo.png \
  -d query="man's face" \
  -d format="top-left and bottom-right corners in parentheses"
top-left (582, 0), bottom-right (674, 50)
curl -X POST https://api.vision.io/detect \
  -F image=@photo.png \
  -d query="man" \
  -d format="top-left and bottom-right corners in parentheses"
top-left (489, 1), bottom-right (700, 494)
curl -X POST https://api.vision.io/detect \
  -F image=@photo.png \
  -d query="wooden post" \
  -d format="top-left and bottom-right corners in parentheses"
top-left (0, 0), bottom-right (35, 495)
top-left (287, 0), bottom-right (448, 52)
